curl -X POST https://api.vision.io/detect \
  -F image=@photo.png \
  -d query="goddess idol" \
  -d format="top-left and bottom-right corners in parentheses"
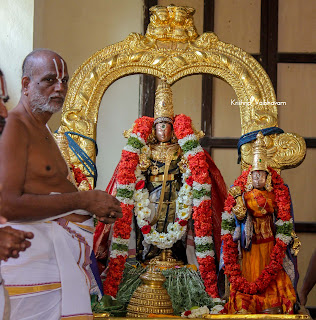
top-left (93, 80), bottom-right (227, 312)
top-left (220, 132), bottom-right (299, 314)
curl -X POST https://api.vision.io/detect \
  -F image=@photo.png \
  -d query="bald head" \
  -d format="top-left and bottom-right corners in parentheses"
top-left (22, 49), bottom-right (65, 79)
top-left (21, 49), bottom-right (69, 114)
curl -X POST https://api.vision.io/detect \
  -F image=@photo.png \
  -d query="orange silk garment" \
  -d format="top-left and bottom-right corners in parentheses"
top-left (225, 189), bottom-right (296, 314)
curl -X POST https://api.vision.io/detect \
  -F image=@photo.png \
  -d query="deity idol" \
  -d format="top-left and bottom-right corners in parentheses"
top-left (221, 132), bottom-right (299, 314)
top-left (93, 80), bottom-right (227, 308)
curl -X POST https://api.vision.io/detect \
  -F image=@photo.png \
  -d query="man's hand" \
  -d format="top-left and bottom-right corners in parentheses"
top-left (0, 215), bottom-right (7, 224)
top-left (0, 226), bottom-right (34, 261)
top-left (82, 190), bottom-right (122, 224)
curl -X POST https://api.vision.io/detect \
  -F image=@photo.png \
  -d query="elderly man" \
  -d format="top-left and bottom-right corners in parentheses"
top-left (0, 50), bottom-right (122, 320)
top-left (1, 71), bottom-right (34, 320)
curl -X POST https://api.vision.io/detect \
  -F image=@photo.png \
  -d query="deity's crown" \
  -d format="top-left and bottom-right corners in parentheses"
top-left (154, 79), bottom-right (174, 125)
top-left (252, 131), bottom-right (268, 172)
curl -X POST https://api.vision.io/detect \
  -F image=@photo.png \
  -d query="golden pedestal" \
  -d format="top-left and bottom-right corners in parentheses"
top-left (150, 249), bottom-right (184, 269)
top-left (126, 264), bottom-right (174, 317)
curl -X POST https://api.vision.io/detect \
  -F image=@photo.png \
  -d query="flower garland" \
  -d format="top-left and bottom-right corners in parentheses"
top-left (221, 166), bottom-right (293, 295)
top-left (103, 116), bottom-right (154, 297)
top-left (174, 114), bottom-right (218, 298)
top-left (103, 114), bottom-right (219, 298)
top-left (134, 167), bottom-right (194, 249)
top-left (71, 165), bottom-right (92, 190)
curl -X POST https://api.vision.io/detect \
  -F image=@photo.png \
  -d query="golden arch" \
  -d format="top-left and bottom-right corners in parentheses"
top-left (58, 5), bottom-right (305, 184)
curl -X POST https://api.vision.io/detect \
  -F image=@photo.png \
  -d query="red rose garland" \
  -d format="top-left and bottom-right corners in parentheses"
top-left (222, 166), bottom-right (292, 294)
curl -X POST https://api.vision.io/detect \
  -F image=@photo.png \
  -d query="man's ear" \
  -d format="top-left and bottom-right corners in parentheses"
top-left (21, 76), bottom-right (31, 96)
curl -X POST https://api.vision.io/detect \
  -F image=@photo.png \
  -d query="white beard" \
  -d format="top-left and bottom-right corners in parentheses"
top-left (30, 92), bottom-right (63, 114)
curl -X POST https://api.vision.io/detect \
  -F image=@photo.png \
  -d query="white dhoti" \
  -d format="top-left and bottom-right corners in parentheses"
top-left (1, 214), bottom-right (94, 320)
top-left (1, 271), bottom-right (10, 320)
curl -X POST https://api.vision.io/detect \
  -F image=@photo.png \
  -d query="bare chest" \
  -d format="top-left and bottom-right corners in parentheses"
top-left (25, 132), bottom-right (69, 182)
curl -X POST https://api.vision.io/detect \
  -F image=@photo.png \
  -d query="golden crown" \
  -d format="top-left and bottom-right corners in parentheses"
top-left (154, 80), bottom-right (174, 124)
top-left (252, 131), bottom-right (268, 172)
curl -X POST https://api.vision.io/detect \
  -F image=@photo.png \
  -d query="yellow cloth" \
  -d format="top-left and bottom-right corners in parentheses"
top-left (225, 190), bottom-right (296, 314)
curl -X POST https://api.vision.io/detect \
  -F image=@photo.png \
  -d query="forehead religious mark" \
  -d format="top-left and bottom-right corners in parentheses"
top-left (52, 58), bottom-right (65, 83)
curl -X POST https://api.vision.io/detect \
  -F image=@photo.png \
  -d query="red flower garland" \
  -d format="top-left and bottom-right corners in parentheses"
top-left (103, 116), bottom-right (154, 297)
top-left (222, 166), bottom-right (291, 294)
top-left (71, 165), bottom-right (92, 190)
top-left (174, 114), bottom-right (219, 298)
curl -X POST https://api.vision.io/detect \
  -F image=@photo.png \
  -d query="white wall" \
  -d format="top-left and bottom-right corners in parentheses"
top-left (0, 0), bottom-right (34, 110)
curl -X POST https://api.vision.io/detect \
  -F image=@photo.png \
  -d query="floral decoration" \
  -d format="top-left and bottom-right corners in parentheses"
top-left (71, 164), bottom-right (92, 190)
top-left (102, 116), bottom-right (154, 296)
top-left (103, 114), bottom-right (219, 298)
top-left (174, 114), bottom-right (218, 298)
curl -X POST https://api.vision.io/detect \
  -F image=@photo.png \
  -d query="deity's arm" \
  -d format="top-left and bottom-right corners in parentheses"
top-left (229, 186), bottom-right (247, 221)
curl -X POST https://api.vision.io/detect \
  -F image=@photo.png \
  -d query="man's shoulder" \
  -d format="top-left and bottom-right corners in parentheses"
top-left (6, 108), bottom-right (29, 132)
top-left (2, 109), bottom-right (30, 143)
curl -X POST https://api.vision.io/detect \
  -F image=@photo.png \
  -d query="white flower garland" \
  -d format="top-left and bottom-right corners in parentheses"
top-left (115, 128), bottom-right (215, 256)
top-left (133, 166), bottom-right (194, 249)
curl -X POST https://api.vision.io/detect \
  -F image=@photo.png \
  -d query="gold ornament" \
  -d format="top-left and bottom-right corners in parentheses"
top-left (150, 249), bottom-right (184, 269)
top-left (54, 132), bottom-right (72, 166)
top-left (229, 186), bottom-right (242, 198)
top-left (265, 172), bottom-right (273, 192)
top-left (245, 171), bottom-right (254, 192)
top-left (78, 180), bottom-right (90, 191)
top-left (291, 231), bottom-right (301, 257)
top-left (151, 165), bottom-right (159, 176)
top-left (146, 5), bottom-right (198, 42)
top-left (150, 143), bottom-right (180, 163)
top-left (154, 80), bottom-right (174, 124)
top-left (139, 153), bottom-right (151, 171)
top-left (252, 132), bottom-right (268, 172)
top-left (127, 263), bottom-right (174, 317)
top-left (58, 3), bottom-right (305, 187)
top-left (229, 186), bottom-right (247, 220)
top-left (178, 156), bottom-right (188, 173)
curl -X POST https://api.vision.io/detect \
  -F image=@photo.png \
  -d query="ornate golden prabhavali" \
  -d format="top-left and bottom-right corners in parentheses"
top-left (57, 4), bottom-right (305, 186)
top-left (57, 4), bottom-right (308, 319)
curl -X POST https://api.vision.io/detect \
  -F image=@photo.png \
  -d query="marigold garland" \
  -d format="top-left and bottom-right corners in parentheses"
top-left (221, 166), bottom-right (293, 295)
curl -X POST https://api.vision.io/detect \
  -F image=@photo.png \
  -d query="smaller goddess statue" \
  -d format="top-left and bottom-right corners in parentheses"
top-left (221, 132), bottom-right (299, 314)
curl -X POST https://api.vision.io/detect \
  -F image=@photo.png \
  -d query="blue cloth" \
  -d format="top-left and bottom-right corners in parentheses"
top-left (63, 131), bottom-right (98, 184)
top-left (90, 250), bottom-right (104, 296)
top-left (237, 127), bottom-right (284, 163)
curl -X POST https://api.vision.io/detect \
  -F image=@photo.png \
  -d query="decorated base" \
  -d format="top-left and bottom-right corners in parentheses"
top-left (149, 249), bottom-right (184, 269)
top-left (93, 315), bottom-right (311, 320)
top-left (126, 265), bottom-right (174, 317)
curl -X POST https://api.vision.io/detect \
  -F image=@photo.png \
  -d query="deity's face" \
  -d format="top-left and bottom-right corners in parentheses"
top-left (251, 170), bottom-right (267, 190)
top-left (155, 121), bottom-right (173, 143)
